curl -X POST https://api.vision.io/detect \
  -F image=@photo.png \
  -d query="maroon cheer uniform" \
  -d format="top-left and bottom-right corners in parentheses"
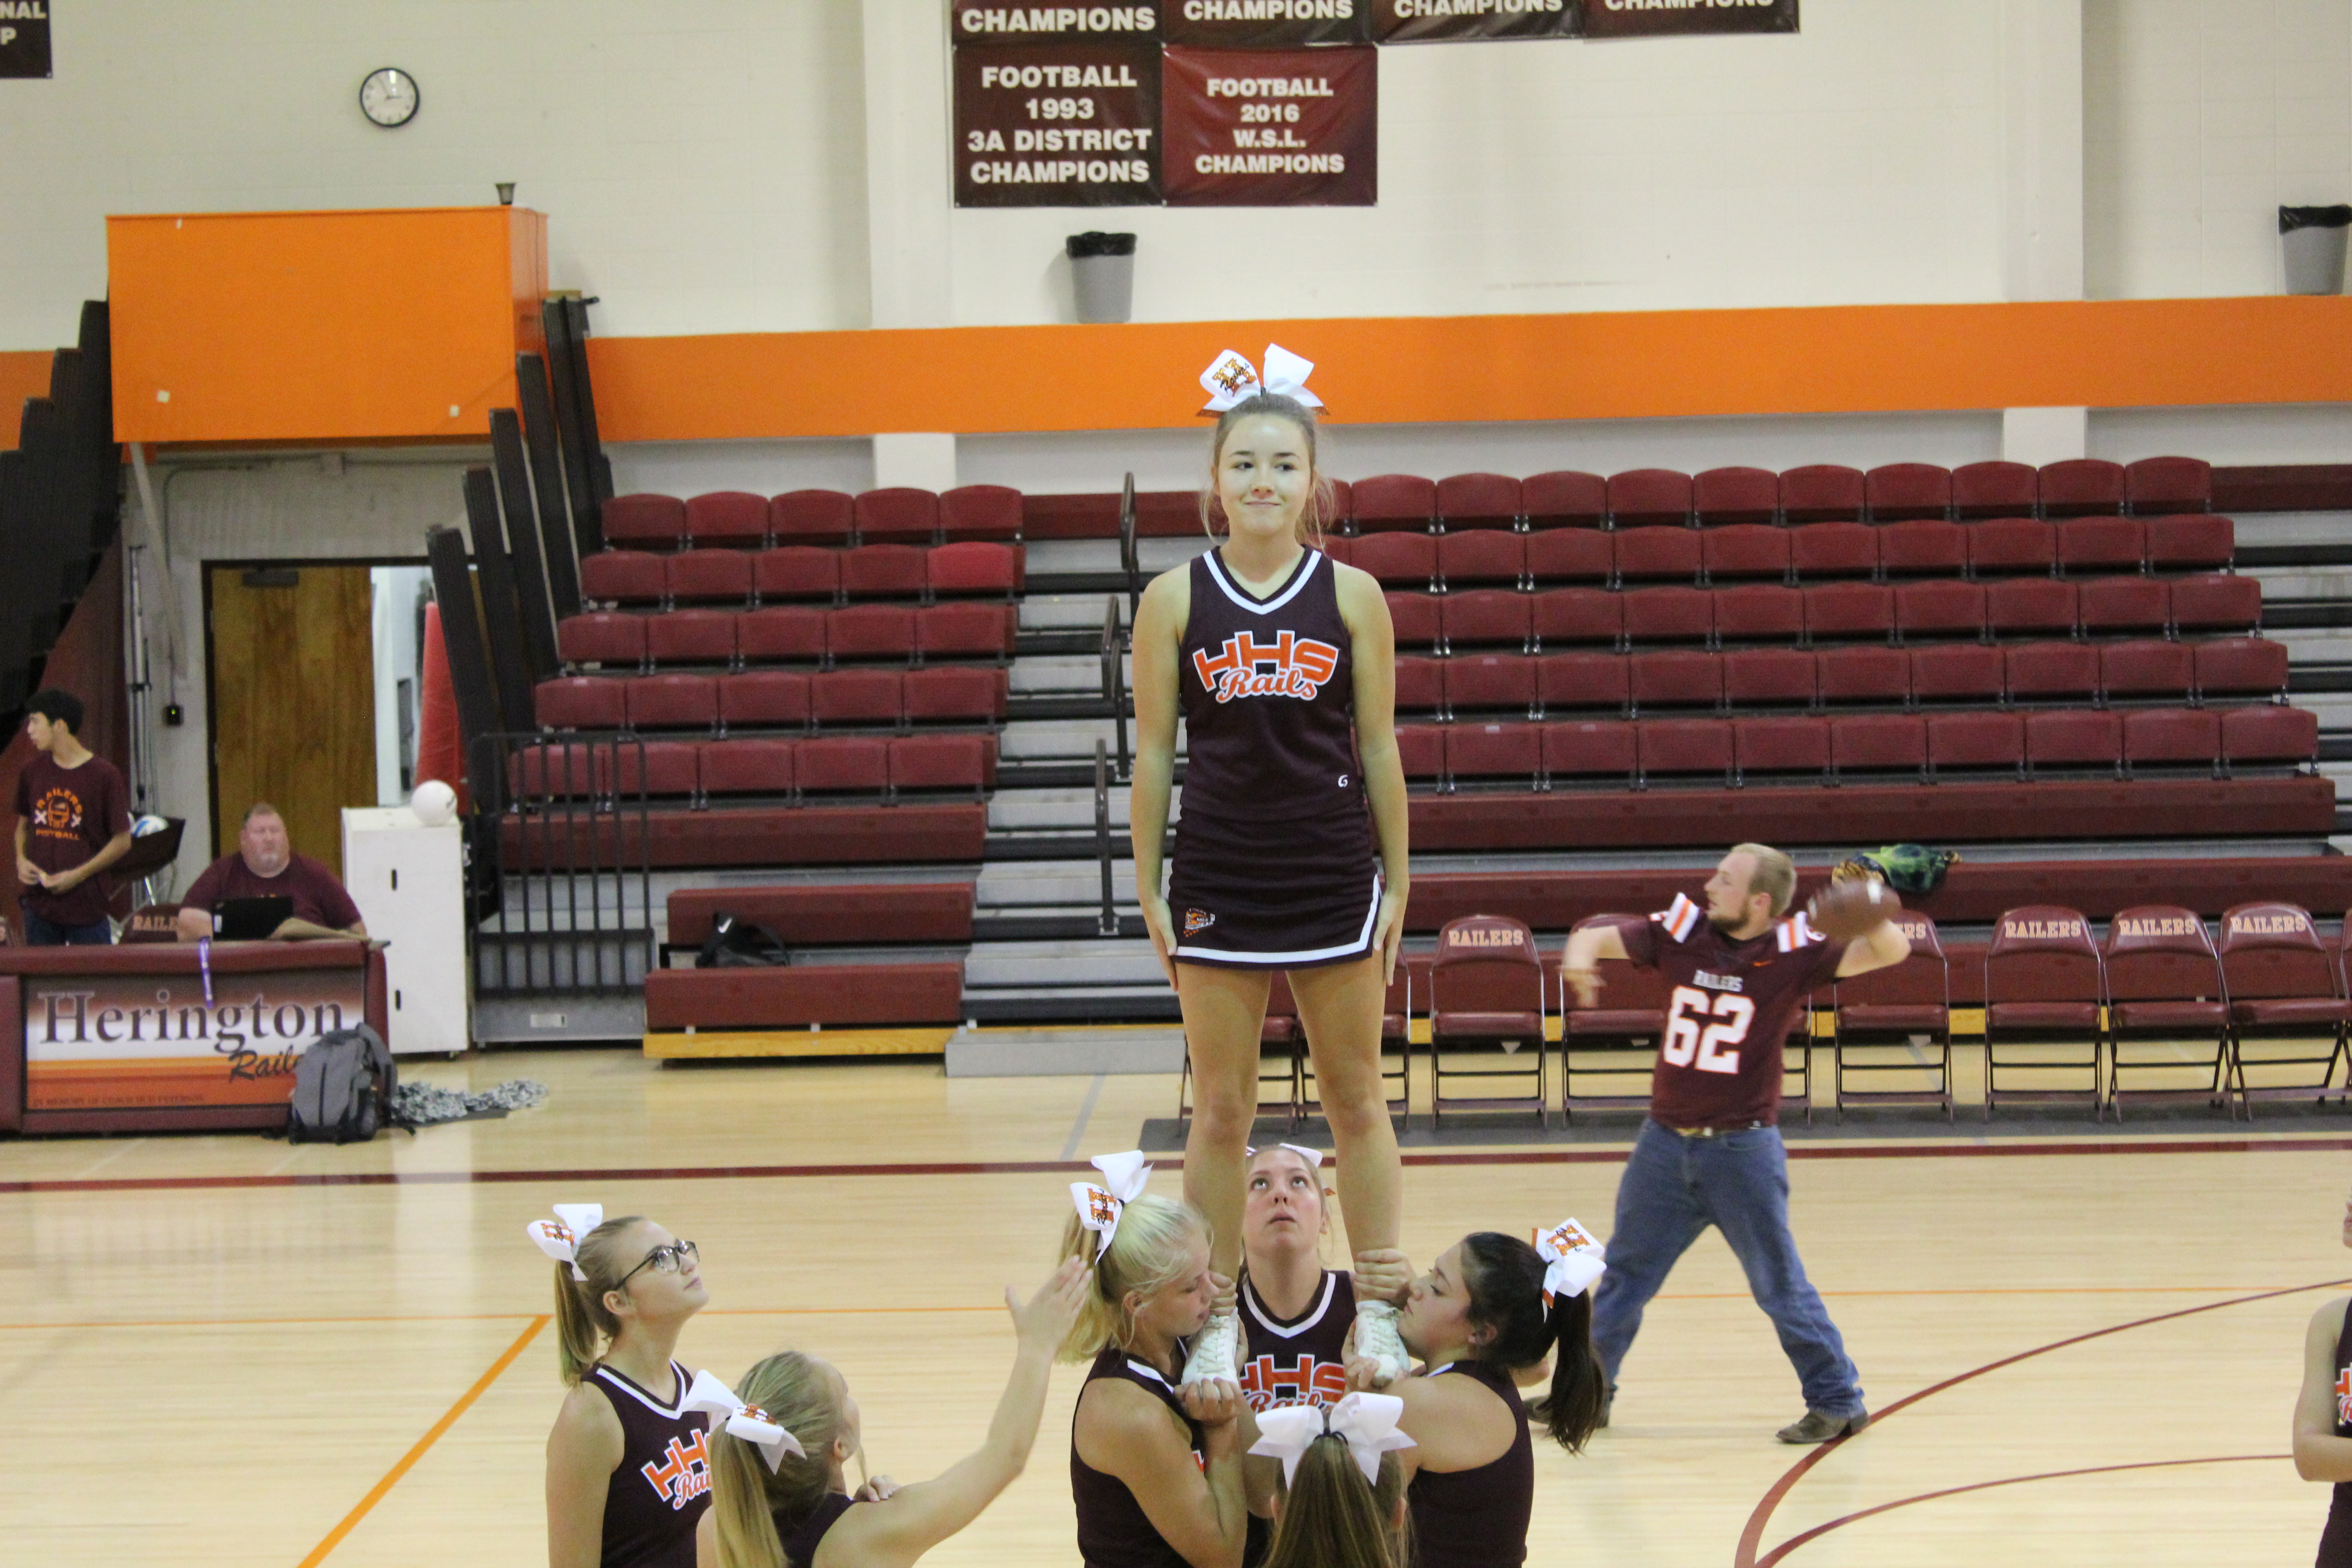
top-left (1238, 1268), bottom-right (1355, 1411)
top-left (587, 1359), bottom-right (711, 1568)
top-left (776, 1492), bottom-right (857, 1568)
top-left (1073, 1344), bottom-right (1206, 1568)
top-left (1406, 1360), bottom-right (1533, 1568)
top-left (2320, 1300), bottom-right (2352, 1567)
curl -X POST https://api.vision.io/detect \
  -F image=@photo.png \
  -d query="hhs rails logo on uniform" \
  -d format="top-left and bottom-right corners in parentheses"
top-left (1193, 631), bottom-right (1340, 703)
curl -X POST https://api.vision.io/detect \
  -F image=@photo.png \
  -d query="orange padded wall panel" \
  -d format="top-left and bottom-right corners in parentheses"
top-left (0, 351), bottom-right (51, 449)
top-left (108, 207), bottom-right (547, 445)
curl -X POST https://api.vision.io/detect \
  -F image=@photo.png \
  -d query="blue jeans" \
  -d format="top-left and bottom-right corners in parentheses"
top-left (21, 911), bottom-right (114, 946)
top-left (1592, 1117), bottom-right (1863, 1417)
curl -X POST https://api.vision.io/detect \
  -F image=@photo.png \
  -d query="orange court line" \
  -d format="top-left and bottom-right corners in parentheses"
top-left (295, 1314), bottom-right (549, 1568)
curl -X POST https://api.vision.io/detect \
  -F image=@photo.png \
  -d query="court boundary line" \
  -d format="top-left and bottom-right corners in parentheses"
top-left (1733, 1278), bottom-right (2352, 1568)
top-left (13, 1134), bottom-right (2352, 1195)
top-left (294, 1314), bottom-right (549, 1568)
top-left (1752, 1453), bottom-right (2288, 1564)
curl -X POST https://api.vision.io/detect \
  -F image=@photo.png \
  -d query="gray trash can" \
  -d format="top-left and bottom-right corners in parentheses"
top-left (2280, 205), bottom-right (2352, 295)
top-left (1067, 232), bottom-right (1137, 324)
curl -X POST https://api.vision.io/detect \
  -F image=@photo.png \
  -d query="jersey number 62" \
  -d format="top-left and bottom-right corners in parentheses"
top-left (1662, 986), bottom-right (1756, 1074)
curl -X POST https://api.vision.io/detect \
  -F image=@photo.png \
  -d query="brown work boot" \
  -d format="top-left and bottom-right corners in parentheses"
top-left (1775, 1408), bottom-right (1867, 1444)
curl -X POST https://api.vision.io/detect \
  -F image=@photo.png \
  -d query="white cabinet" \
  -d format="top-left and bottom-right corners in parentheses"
top-left (342, 807), bottom-right (470, 1055)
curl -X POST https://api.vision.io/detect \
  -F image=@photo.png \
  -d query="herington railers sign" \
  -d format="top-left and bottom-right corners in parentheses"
top-left (24, 965), bottom-right (366, 1110)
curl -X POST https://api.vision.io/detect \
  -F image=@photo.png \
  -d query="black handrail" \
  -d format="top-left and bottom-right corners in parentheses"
top-left (1119, 470), bottom-right (1140, 612)
top-left (466, 730), bottom-right (655, 997)
top-left (1100, 594), bottom-right (1130, 782)
top-left (1094, 739), bottom-right (1117, 936)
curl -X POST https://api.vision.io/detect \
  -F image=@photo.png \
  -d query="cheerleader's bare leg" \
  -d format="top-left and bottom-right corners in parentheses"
top-left (1175, 960), bottom-right (1273, 1389)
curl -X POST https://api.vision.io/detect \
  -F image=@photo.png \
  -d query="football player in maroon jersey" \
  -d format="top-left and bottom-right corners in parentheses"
top-left (1561, 843), bottom-right (1908, 1443)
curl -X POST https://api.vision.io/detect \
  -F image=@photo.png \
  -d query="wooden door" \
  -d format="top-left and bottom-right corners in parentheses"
top-left (206, 565), bottom-right (376, 878)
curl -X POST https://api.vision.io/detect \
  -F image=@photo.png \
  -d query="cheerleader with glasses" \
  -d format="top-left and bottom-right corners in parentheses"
top-left (1130, 346), bottom-right (1414, 1396)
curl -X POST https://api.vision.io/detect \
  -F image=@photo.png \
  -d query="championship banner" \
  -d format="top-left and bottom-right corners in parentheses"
top-left (1162, 45), bottom-right (1376, 206)
top-left (24, 965), bottom-right (367, 1111)
top-left (0, 0), bottom-right (52, 78)
top-left (950, 3), bottom-right (1163, 45)
top-left (1581, 0), bottom-right (1795, 37)
top-left (1372, 0), bottom-right (1577, 43)
top-left (1165, 0), bottom-right (1371, 48)
top-left (955, 42), bottom-right (1164, 207)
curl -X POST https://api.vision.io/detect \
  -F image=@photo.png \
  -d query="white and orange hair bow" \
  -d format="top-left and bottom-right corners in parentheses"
top-left (1536, 1217), bottom-right (1607, 1306)
top-left (1199, 343), bottom-right (1323, 414)
top-left (681, 1369), bottom-right (808, 1473)
top-left (1249, 1392), bottom-right (1415, 1485)
top-left (528, 1203), bottom-right (604, 1282)
top-left (1070, 1150), bottom-right (1153, 1258)
top-left (1245, 1143), bottom-right (1325, 1168)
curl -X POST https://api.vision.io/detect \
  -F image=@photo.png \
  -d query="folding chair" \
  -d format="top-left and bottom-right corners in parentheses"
top-left (1832, 914), bottom-right (1953, 1120)
top-left (1559, 914), bottom-right (1670, 1118)
top-left (1428, 916), bottom-right (1548, 1126)
top-left (1178, 971), bottom-right (1303, 1131)
top-left (2217, 903), bottom-right (2347, 1113)
top-left (1297, 965), bottom-right (1412, 1121)
top-left (2102, 906), bottom-right (2230, 1119)
top-left (1983, 905), bottom-right (2105, 1117)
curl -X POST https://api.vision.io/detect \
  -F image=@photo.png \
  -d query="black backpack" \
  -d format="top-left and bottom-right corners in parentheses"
top-left (288, 1025), bottom-right (399, 1143)
top-left (695, 912), bottom-right (791, 969)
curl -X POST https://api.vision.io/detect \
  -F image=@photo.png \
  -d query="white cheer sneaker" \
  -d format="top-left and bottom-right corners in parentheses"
top-left (1180, 1309), bottom-right (1240, 1387)
top-left (1352, 1298), bottom-right (1409, 1386)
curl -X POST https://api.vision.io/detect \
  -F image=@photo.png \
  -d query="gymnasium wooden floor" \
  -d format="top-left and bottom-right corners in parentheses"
top-left (4, 1046), bottom-right (2347, 1567)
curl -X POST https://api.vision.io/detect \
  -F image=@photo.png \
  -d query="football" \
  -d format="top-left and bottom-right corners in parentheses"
top-left (1808, 877), bottom-right (1900, 941)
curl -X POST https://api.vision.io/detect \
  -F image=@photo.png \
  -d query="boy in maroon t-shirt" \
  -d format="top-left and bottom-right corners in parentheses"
top-left (10, 688), bottom-right (133, 946)
top-left (1562, 843), bottom-right (1909, 1445)
top-left (176, 803), bottom-right (366, 942)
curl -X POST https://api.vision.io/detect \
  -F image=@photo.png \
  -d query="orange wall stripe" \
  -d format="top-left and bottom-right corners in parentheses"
top-left (586, 296), bottom-right (2352, 442)
top-left (0, 350), bottom-right (52, 450)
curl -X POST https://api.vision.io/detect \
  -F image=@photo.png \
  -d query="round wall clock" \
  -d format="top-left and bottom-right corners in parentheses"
top-left (359, 68), bottom-right (421, 128)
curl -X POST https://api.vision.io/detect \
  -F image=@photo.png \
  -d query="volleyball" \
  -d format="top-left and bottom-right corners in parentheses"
top-left (410, 779), bottom-right (458, 827)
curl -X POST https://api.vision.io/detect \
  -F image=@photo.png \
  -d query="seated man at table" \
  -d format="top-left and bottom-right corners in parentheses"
top-left (176, 803), bottom-right (367, 942)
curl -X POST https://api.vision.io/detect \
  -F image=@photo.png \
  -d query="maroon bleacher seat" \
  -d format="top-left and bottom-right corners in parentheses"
top-left (615, 740), bottom-right (701, 797)
top-left (889, 734), bottom-right (989, 795)
top-left (1877, 519), bottom-right (1967, 578)
top-left (826, 604), bottom-right (918, 661)
top-left (603, 494), bottom-right (687, 549)
top-left (1533, 587), bottom-right (1621, 647)
top-left (580, 550), bottom-right (667, 605)
top-left (1522, 471), bottom-right (1607, 529)
top-left (856, 488), bottom-right (940, 544)
top-left (754, 546), bottom-right (840, 603)
top-left (1909, 642), bottom-right (2004, 705)
top-left (771, 490), bottom-right (856, 546)
top-left (2024, 709), bottom-right (2121, 773)
top-left (1984, 904), bottom-right (2104, 1113)
top-left (1865, 463), bottom-right (1952, 521)
top-left (737, 606), bottom-right (827, 664)
top-left (1613, 526), bottom-right (1703, 583)
top-left (2104, 904), bottom-right (2230, 1112)
top-left (644, 962), bottom-right (966, 1030)
top-left (646, 608), bottom-right (737, 667)
top-left (1446, 723), bottom-right (1542, 789)
top-left (1607, 469), bottom-right (1692, 528)
top-left (1396, 724), bottom-right (1446, 784)
top-left (1544, 720), bottom-right (1637, 785)
top-left (1352, 474), bottom-right (1439, 534)
top-left (1894, 579), bottom-right (1986, 642)
top-left (939, 484), bottom-right (1023, 541)
top-left (1724, 646), bottom-right (1816, 708)
top-left (666, 549), bottom-right (753, 605)
top-left (927, 540), bottom-right (1021, 599)
top-left (2219, 902), bottom-right (2349, 1107)
top-left (685, 491), bottom-right (769, 548)
top-left (1638, 718), bottom-right (1733, 784)
top-left (667, 882), bottom-right (976, 947)
top-left (1831, 713), bottom-right (1926, 779)
top-left (699, 738), bottom-right (794, 796)
top-left (811, 668), bottom-right (903, 727)
top-left (2194, 637), bottom-right (2288, 698)
top-left (1539, 651), bottom-right (1629, 715)
top-left (512, 741), bottom-right (602, 799)
top-left (1734, 715), bottom-right (1829, 780)
top-left (2170, 573), bottom-right (2261, 634)
top-left (719, 671), bottom-right (812, 730)
top-left (2122, 708), bottom-right (2219, 772)
top-left (1789, 521), bottom-right (1877, 580)
top-left (1524, 527), bottom-right (1612, 584)
top-left (559, 612), bottom-right (647, 670)
top-left (840, 544), bottom-right (929, 599)
top-left (1693, 466), bottom-right (1779, 526)
top-left (1325, 479), bottom-right (1354, 533)
top-left (2222, 705), bottom-right (2318, 768)
top-left (2006, 640), bottom-right (2100, 704)
top-left (2101, 639), bottom-right (2194, 701)
top-left (1394, 656), bottom-right (1443, 715)
top-left (796, 736), bottom-right (891, 794)
top-left (1630, 649), bottom-right (1721, 711)
top-left (1622, 585), bottom-right (1713, 644)
top-left (626, 673), bottom-right (720, 733)
top-left (1714, 583), bottom-right (1804, 644)
top-left (2056, 516), bottom-right (2144, 576)
top-left (1701, 524), bottom-right (1790, 581)
top-left (1439, 589), bottom-right (1531, 652)
top-left (1966, 516), bottom-right (2058, 577)
top-left (1351, 531), bottom-right (1438, 588)
top-left (1387, 590), bottom-right (1440, 649)
top-left (1928, 710), bottom-right (2023, 774)
top-left (536, 676), bottom-right (627, 731)
top-left (917, 602), bottom-right (1014, 660)
top-left (1446, 654), bottom-right (1537, 717)
top-left (1437, 529), bottom-right (1524, 589)
top-left (2125, 456), bottom-right (2213, 516)
top-left (1780, 465), bottom-right (1865, 523)
top-left (903, 665), bottom-right (1008, 723)
top-left (1437, 473), bottom-right (1521, 531)
top-left (1803, 582), bottom-right (1894, 642)
top-left (2078, 576), bottom-right (2171, 636)
top-left (1816, 643), bottom-right (1909, 706)
top-left (2040, 459), bottom-right (2127, 517)
top-left (2145, 514), bottom-right (2234, 573)
top-left (1952, 461), bottom-right (2038, 519)
top-left (1985, 577), bottom-right (2078, 638)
